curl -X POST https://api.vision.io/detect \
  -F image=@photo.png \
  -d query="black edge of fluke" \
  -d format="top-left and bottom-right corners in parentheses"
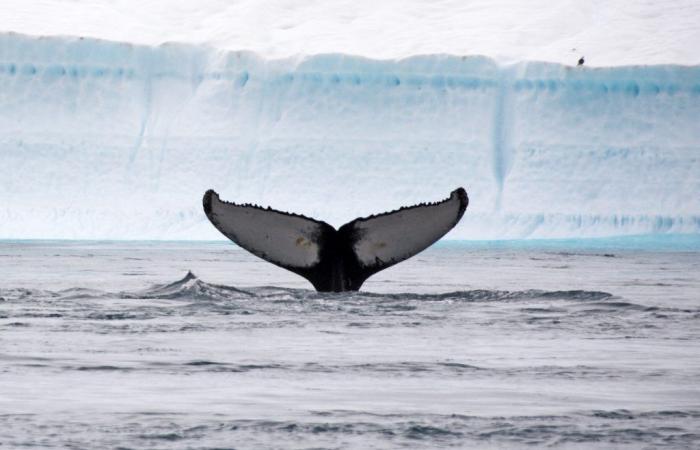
top-left (203, 189), bottom-right (332, 227)
top-left (454, 187), bottom-right (469, 222)
top-left (202, 187), bottom-right (469, 292)
top-left (202, 189), bottom-right (215, 216)
top-left (349, 187), bottom-right (468, 225)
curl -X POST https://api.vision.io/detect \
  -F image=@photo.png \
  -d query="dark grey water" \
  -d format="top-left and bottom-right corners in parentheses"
top-left (0, 241), bottom-right (699, 449)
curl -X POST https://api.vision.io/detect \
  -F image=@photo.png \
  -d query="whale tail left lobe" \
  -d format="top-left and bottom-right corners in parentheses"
top-left (203, 188), bottom-right (468, 291)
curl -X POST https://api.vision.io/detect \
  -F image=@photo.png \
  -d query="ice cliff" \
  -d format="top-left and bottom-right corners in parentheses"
top-left (1, 33), bottom-right (698, 239)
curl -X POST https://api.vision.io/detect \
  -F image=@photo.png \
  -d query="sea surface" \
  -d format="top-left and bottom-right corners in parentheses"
top-left (1, 239), bottom-right (699, 449)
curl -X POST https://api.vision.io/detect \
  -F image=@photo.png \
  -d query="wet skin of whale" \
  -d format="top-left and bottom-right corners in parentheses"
top-left (203, 188), bottom-right (468, 292)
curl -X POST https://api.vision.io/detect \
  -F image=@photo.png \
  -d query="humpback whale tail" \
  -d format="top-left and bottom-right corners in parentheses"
top-left (203, 188), bottom-right (468, 292)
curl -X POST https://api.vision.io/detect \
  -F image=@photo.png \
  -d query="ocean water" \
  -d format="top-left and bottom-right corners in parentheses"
top-left (1, 239), bottom-right (699, 449)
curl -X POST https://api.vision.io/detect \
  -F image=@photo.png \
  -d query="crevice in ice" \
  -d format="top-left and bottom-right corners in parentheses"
top-left (129, 73), bottom-right (153, 169)
top-left (492, 69), bottom-right (515, 211)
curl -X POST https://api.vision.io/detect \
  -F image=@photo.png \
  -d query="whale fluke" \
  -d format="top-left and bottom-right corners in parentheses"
top-left (203, 188), bottom-right (468, 292)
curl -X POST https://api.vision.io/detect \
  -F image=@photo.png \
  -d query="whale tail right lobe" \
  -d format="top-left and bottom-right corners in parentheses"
top-left (203, 188), bottom-right (468, 292)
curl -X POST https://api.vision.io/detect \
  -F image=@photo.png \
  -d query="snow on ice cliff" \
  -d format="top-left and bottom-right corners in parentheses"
top-left (0, 33), bottom-right (699, 240)
top-left (3, 0), bottom-right (700, 66)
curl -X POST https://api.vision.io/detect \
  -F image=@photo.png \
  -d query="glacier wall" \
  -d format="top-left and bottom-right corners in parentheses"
top-left (1, 33), bottom-right (699, 240)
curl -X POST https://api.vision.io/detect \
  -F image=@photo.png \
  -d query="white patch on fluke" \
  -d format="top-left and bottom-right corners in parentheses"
top-left (351, 190), bottom-right (466, 268)
top-left (206, 192), bottom-right (324, 269)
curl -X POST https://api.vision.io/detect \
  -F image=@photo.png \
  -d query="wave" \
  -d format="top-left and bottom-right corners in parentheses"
top-left (125, 270), bottom-right (254, 300)
top-left (0, 271), bottom-right (626, 305)
top-left (39, 360), bottom-right (669, 383)
top-left (2, 409), bottom-right (696, 448)
top-left (128, 272), bottom-right (615, 304)
top-left (5, 273), bottom-right (699, 330)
